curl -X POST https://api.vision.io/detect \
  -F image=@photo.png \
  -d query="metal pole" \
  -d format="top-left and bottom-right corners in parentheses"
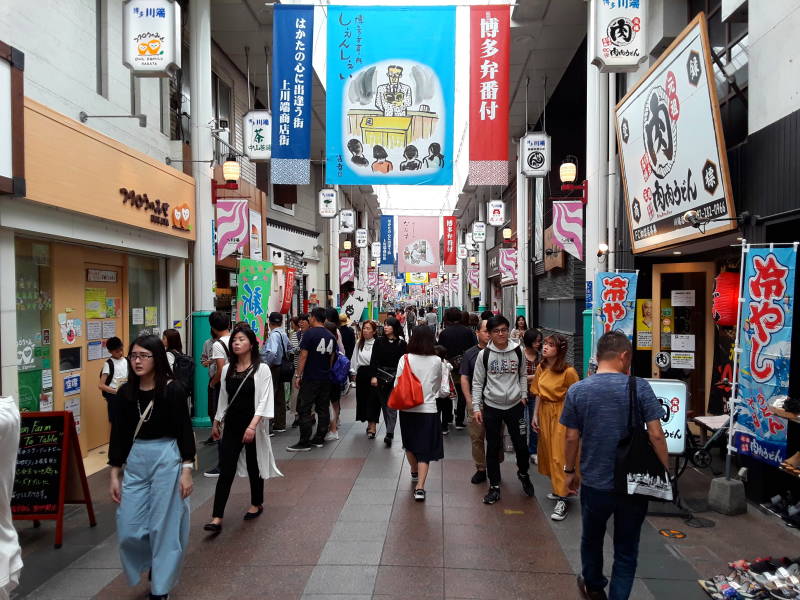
top-left (725, 241), bottom-right (748, 480)
top-left (478, 200), bottom-right (488, 312)
top-left (607, 72), bottom-right (617, 272)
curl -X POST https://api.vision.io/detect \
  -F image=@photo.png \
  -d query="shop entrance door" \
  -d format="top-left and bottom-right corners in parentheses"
top-left (651, 263), bottom-right (715, 416)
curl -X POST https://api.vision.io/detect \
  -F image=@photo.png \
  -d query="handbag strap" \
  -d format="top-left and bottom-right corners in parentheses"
top-left (627, 374), bottom-right (642, 431)
top-left (221, 366), bottom-right (254, 422)
top-left (133, 399), bottom-right (155, 441)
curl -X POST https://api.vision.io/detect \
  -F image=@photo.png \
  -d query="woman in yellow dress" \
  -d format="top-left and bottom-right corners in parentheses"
top-left (531, 333), bottom-right (580, 521)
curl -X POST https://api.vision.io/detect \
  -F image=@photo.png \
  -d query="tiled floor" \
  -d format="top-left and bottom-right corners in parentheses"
top-left (13, 387), bottom-right (800, 599)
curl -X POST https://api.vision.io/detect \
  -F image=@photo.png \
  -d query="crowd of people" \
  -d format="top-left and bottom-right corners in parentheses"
top-left (104, 304), bottom-right (669, 600)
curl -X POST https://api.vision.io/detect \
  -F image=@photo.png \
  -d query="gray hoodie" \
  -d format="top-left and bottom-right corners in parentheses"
top-left (471, 340), bottom-right (527, 412)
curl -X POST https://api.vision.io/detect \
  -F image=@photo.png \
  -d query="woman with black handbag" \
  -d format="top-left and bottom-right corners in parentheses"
top-left (351, 320), bottom-right (380, 438)
top-left (370, 317), bottom-right (407, 447)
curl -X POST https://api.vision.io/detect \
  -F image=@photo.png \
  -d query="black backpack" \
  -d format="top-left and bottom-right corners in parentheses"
top-left (100, 357), bottom-right (130, 401)
top-left (170, 351), bottom-right (195, 396)
top-left (277, 334), bottom-right (294, 383)
top-left (481, 345), bottom-right (523, 382)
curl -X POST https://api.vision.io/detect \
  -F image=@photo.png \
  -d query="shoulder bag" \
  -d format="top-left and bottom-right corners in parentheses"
top-left (388, 355), bottom-right (425, 410)
top-left (218, 367), bottom-right (255, 433)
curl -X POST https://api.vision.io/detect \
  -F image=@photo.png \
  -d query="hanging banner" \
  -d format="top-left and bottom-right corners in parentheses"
top-left (380, 215), bottom-right (394, 265)
top-left (368, 269), bottom-right (379, 288)
top-left (216, 200), bottom-right (248, 260)
top-left (443, 216), bottom-right (457, 267)
top-left (469, 5), bottom-right (510, 186)
top-left (499, 248), bottom-right (517, 284)
top-left (405, 272), bottom-right (429, 284)
top-left (326, 6), bottom-right (455, 186)
top-left (249, 209), bottom-right (263, 260)
top-left (339, 209), bottom-right (355, 233)
top-left (397, 216), bottom-right (440, 274)
top-left (472, 222), bottom-right (486, 243)
top-left (341, 289), bottom-right (369, 323)
top-left (371, 242), bottom-right (381, 259)
top-left (319, 188), bottom-right (338, 218)
top-left (487, 200), bottom-right (505, 227)
top-left (520, 132), bottom-right (551, 178)
top-left (355, 229), bottom-right (368, 248)
top-left (237, 259), bottom-right (273, 337)
top-left (589, 0), bottom-right (647, 73)
top-left (339, 257), bottom-right (355, 284)
top-left (593, 272), bottom-right (638, 351)
top-left (467, 266), bottom-right (480, 289)
top-left (457, 244), bottom-right (468, 260)
top-left (271, 4), bottom-right (313, 184)
top-left (449, 273), bottom-right (460, 294)
top-left (616, 15), bottom-right (735, 253)
top-left (122, 0), bottom-right (181, 77)
top-left (551, 200), bottom-right (584, 261)
top-left (733, 246), bottom-right (796, 467)
top-left (280, 268), bottom-right (296, 314)
top-left (243, 110), bottom-right (272, 162)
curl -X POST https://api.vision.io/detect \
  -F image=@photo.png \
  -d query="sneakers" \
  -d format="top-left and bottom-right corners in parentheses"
top-left (410, 471), bottom-right (419, 483)
top-left (471, 470), bottom-right (487, 485)
top-left (518, 472), bottom-right (535, 497)
top-left (310, 438), bottom-right (325, 448)
top-left (551, 499), bottom-right (568, 521)
top-left (547, 492), bottom-right (577, 501)
top-left (454, 423), bottom-right (465, 430)
top-left (482, 486), bottom-right (501, 505)
top-left (413, 489), bottom-right (426, 502)
top-left (272, 427), bottom-right (287, 433)
top-left (577, 576), bottom-right (607, 599)
top-left (286, 442), bottom-right (311, 452)
top-left (324, 431), bottom-right (339, 441)
top-left (203, 467), bottom-right (220, 478)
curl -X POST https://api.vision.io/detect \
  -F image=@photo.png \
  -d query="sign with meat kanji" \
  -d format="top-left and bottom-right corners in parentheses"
top-left (593, 271), bottom-right (638, 354)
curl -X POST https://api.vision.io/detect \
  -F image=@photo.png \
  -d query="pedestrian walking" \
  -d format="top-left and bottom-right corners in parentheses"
top-left (287, 308), bottom-right (337, 452)
top-left (424, 305), bottom-right (438, 335)
top-left (261, 312), bottom-right (291, 434)
top-left (108, 335), bottom-right (195, 600)
top-left (203, 312), bottom-right (231, 478)
top-left (396, 326), bottom-right (443, 502)
top-left (288, 316), bottom-right (302, 427)
top-left (437, 307), bottom-right (477, 429)
top-left (351, 320), bottom-right (379, 438)
top-left (510, 315), bottom-right (528, 342)
top-left (531, 333), bottom-right (580, 521)
top-left (339, 313), bottom-right (356, 359)
top-left (471, 316), bottom-right (534, 505)
top-left (561, 331), bottom-right (669, 600)
top-left (370, 316), bottom-right (407, 447)
top-left (434, 345), bottom-right (455, 435)
top-left (97, 336), bottom-right (128, 423)
top-left (204, 324), bottom-right (281, 532)
top-left (522, 328), bottom-right (543, 463)
top-left (325, 308), bottom-right (346, 441)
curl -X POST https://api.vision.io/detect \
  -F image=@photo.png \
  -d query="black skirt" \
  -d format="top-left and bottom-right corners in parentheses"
top-left (355, 367), bottom-right (380, 423)
top-left (399, 411), bottom-right (444, 463)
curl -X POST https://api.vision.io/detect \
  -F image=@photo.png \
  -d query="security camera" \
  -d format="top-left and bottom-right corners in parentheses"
top-left (682, 210), bottom-right (702, 227)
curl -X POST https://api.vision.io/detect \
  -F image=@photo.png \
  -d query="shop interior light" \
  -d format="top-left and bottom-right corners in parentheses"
top-left (222, 154), bottom-right (241, 183)
top-left (559, 156), bottom-right (578, 184)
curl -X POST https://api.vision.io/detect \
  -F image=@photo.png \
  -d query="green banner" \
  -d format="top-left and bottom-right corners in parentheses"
top-left (236, 259), bottom-right (273, 340)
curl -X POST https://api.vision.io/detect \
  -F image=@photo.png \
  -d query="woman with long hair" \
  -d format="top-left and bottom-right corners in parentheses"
top-left (370, 316), bottom-right (407, 447)
top-left (162, 328), bottom-right (183, 370)
top-left (351, 320), bottom-right (380, 438)
top-left (396, 326), bottom-right (443, 501)
top-left (204, 324), bottom-right (281, 533)
top-left (109, 335), bottom-right (194, 600)
top-left (531, 333), bottom-right (580, 522)
top-left (522, 328), bottom-right (544, 464)
top-left (510, 315), bottom-right (528, 341)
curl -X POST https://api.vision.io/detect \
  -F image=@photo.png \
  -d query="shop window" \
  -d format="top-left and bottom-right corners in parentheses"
top-left (15, 239), bottom-right (54, 412)
top-left (273, 184), bottom-right (297, 207)
top-left (128, 255), bottom-right (163, 340)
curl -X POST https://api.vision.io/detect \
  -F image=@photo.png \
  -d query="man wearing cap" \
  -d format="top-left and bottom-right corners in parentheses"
top-left (262, 312), bottom-right (291, 433)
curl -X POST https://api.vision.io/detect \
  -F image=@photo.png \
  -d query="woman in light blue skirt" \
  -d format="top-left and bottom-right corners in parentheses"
top-left (108, 335), bottom-right (195, 600)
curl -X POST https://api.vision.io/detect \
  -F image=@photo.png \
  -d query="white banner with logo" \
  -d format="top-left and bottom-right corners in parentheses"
top-left (590, 0), bottom-right (647, 73)
top-left (487, 200), bottom-right (505, 227)
top-left (243, 110), bottom-right (271, 162)
top-left (520, 132), bottom-right (550, 177)
top-left (122, 0), bottom-right (181, 77)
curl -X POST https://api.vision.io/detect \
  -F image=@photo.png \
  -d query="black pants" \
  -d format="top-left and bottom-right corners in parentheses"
top-left (355, 368), bottom-right (380, 423)
top-left (298, 380), bottom-right (331, 444)
top-left (454, 384), bottom-right (467, 426)
top-left (212, 415), bottom-right (263, 518)
top-left (484, 402), bottom-right (529, 487)
top-left (269, 365), bottom-right (286, 430)
top-left (437, 396), bottom-right (453, 427)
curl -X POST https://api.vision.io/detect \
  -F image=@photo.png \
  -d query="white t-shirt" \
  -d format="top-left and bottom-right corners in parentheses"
top-left (0, 397), bottom-right (22, 596)
top-left (394, 354), bottom-right (443, 414)
top-left (209, 335), bottom-right (231, 378)
top-left (166, 350), bottom-right (176, 368)
top-left (101, 357), bottom-right (129, 390)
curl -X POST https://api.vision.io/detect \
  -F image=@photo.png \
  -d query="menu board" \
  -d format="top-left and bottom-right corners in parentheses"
top-left (12, 413), bottom-right (67, 516)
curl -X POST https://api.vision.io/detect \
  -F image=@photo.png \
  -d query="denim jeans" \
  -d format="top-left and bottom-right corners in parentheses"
top-left (580, 485), bottom-right (649, 600)
top-left (524, 397), bottom-right (538, 454)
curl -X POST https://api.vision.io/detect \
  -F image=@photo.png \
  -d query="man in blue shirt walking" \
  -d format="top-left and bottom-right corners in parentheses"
top-left (262, 312), bottom-right (291, 433)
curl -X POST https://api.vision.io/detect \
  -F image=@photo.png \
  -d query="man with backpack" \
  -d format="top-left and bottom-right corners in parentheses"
top-left (203, 311), bottom-right (231, 478)
top-left (471, 315), bottom-right (534, 505)
top-left (438, 307), bottom-right (477, 429)
top-left (97, 336), bottom-right (129, 423)
top-left (262, 312), bottom-right (292, 434)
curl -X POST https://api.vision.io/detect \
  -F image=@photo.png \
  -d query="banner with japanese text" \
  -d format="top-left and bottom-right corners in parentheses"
top-left (216, 200), bottom-right (248, 260)
top-left (380, 215), bottom-right (394, 265)
top-left (339, 257), bottom-right (355, 284)
top-left (552, 201), bottom-right (584, 261)
top-left (326, 6), bottom-right (455, 186)
top-left (271, 4), bottom-right (313, 184)
top-left (280, 268), bottom-right (296, 314)
top-left (469, 5), bottom-right (510, 186)
top-left (397, 216), bottom-right (440, 274)
top-left (733, 246), bottom-right (796, 466)
top-left (237, 259), bottom-right (273, 339)
top-left (593, 272), bottom-right (638, 352)
top-left (443, 216), bottom-right (457, 268)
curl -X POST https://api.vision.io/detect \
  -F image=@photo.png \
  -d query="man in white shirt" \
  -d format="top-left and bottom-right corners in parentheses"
top-left (97, 336), bottom-right (128, 423)
top-left (203, 312), bottom-right (231, 478)
top-left (375, 65), bottom-right (412, 117)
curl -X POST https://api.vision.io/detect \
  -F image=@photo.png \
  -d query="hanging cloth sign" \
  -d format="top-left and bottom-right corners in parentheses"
top-left (368, 269), bottom-right (379, 288)
top-left (397, 216), bottom-right (440, 274)
top-left (339, 257), bottom-right (355, 284)
top-left (520, 132), bottom-right (550, 177)
top-left (468, 5), bottom-right (510, 186)
top-left (487, 200), bottom-right (505, 227)
top-left (339, 209), bottom-right (355, 233)
top-left (122, 0), bottom-right (181, 77)
top-left (499, 248), bottom-right (517, 283)
top-left (243, 110), bottom-right (272, 162)
top-left (319, 189), bottom-right (337, 218)
top-left (271, 4), bottom-right (313, 184)
top-left (216, 200), bottom-right (248, 260)
top-left (355, 229), bottom-right (368, 248)
top-left (590, 0), bottom-right (647, 73)
top-left (280, 268), bottom-right (296, 314)
top-left (443, 216), bottom-right (457, 267)
top-left (593, 271), bottom-right (638, 353)
top-left (237, 259), bottom-right (273, 337)
top-left (380, 215), bottom-right (395, 265)
top-left (551, 201), bottom-right (584, 261)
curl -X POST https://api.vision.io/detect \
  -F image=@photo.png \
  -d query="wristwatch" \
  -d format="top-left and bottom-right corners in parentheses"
top-left (563, 465), bottom-right (575, 474)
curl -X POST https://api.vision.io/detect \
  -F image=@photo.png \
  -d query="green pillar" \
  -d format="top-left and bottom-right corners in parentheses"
top-left (478, 304), bottom-right (487, 312)
top-left (582, 309), bottom-right (593, 377)
top-left (361, 305), bottom-right (369, 322)
top-left (191, 311), bottom-right (212, 427)
top-left (515, 305), bottom-right (525, 318)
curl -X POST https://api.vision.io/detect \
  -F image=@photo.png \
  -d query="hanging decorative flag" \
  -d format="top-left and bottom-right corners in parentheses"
top-left (499, 248), bottom-right (517, 283)
top-left (280, 268), bottom-right (296, 314)
top-left (551, 201), bottom-right (584, 261)
top-left (339, 257), bottom-right (355, 284)
top-left (450, 273), bottom-right (460, 294)
top-left (237, 259), bottom-right (273, 337)
top-left (380, 215), bottom-right (395, 265)
top-left (593, 272), bottom-right (638, 352)
top-left (443, 216), bottom-right (457, 267)
top-left (326, 6), bottom-right (455, 186)
top-left (216, 200), bottom-right (248, 260)
top-left (397, 216), bottom-right (440, 274)
top-left (733, 245), bottom-right (796, 467)
top-left (467, 266), bottom-right (480, 289)
top-left (368, 269), bottom-right (379, 288)
top-left (487, 200), bottom-right (505, 227)
top-left (469, 5), bottom-right (510, 186)
top-left (271, 4), bottom-right (313, 184)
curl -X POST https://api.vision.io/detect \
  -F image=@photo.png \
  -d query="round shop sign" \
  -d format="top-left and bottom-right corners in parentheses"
top-left (642, 85), bottom-right (677, 179)
top-left (527, 150), bottom-right (545, 171)
top-left (607, 17), bottom-right (637, 47)
top-left (655, 352), bottom-right (670, 370)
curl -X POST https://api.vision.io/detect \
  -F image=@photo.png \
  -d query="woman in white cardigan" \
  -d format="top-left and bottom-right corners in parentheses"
top-left (204, 324), bottom-right (282, 533)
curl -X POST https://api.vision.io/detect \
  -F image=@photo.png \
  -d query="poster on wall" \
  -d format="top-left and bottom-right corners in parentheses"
top-left (216, 200), bottom-right (248, 260)
top-left (615, 15), bottom-right (735, 253)
top-left (122, 0), bottom-right (181, 77)
top-left (236, 259), bottom-right (273, 338)
top-left (396, 216), bottom-right (440, 273)
top-left (85, 288), bottom-right (107, 319)
top-left (326, 5), bottom-right (455, 186)
top-left (593, 271), bottom-right (638, 352)
top-left (732, 245), bottom-right (796, 467)
top-left (635, 299), bottom-right (653, 350)
top-left (249, 209), bottom-right (263, 260)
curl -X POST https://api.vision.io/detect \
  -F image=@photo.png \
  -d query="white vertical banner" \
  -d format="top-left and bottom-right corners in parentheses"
top-left (487, 200), bottom-right (505, 226)
top-left (122, 0), bottom-right (182, 77)
top-left (589, 0), bottom-right (647, 73)
top-left (249, 209), bottom-right (263, 260)
top-left (520, 132), bottom-right (551, 177)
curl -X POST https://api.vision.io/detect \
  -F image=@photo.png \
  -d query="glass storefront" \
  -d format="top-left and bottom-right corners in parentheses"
top-left (128, 255), bottom-right (163, 339)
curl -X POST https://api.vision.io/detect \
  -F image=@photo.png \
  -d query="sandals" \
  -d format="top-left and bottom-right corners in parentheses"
top-left (203, 522), bottom-right (222, 532)
top-left (413, 489), bottom-right (425, 502)
top-left (366, 428), bottom-right (376, 439)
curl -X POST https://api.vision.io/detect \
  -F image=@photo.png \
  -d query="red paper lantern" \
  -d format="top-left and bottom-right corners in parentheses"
top-left (712, 272), bottom-right (739, 327)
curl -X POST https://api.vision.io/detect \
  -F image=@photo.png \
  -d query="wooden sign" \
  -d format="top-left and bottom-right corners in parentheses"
top-left (544, 226), bottom-right (565, 271)
top-left (12, 411), bottom-right (96, 548)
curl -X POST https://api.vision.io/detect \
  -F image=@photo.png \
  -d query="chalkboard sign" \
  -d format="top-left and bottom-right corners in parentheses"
top-left (12, 412), bottom-right (96, 548)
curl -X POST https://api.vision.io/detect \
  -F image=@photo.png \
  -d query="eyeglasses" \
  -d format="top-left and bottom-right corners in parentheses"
top-left (129, 352), bottom-right (153, 361)
top-left (491, 328), bottom-right (509, 334)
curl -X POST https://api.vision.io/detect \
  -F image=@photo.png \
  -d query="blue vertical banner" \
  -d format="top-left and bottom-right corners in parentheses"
top-left (593, 272), bottom-right (638, 351)
top-left (733, 246), bottom-right (796, 466)
top-left (380, 215), bottom-right (394, 266)
top-left (326, 6), bottom-right (455, 186)
top-left (271, 5), bottom-right (313, 184)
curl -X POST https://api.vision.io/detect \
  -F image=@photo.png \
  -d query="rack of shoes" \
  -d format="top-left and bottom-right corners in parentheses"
top-left (699, 556), bottom-right (800, 598)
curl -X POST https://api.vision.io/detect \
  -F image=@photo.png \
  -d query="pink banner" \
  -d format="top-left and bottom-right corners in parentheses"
top-left (216, 200), bottom-right (249, 260)
top-left (339, 257), bottom-right (355, 284)
top-left (396, 216), bottom-right (440, 273)
top-left (368, 269), bottom-right (378, 288)
top-left (499, 248), bottom-right (517, 283)
top-left (552, 200), bottom-right (584, 261)
top-left (467, 266), bottom-right (480, 289)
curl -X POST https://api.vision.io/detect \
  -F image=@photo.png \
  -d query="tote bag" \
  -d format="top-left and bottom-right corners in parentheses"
top-left (614, 376), bottom-right (674, 501)
top-left (388, 355), bottom-right (425, 410)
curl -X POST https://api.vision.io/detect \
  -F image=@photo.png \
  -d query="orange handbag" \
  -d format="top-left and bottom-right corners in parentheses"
top-left (388, 355), bottom-right (425, 410)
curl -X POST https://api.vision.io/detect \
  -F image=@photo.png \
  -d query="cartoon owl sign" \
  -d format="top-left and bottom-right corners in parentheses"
top-left (123, 0), bottom-right (181, 77)
top-left (170, 203), bottom-right (192, 232)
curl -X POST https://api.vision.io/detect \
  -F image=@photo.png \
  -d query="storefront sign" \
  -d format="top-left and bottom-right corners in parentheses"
top-left (339, 209), bottom-right (355, 234)
top-left (469, 5), bottom-right (510, 186)
top-left (120, 187), bottom-right (191, 233)
top-left (370, 241), bottom-right (381, 259)
top-left (593, 271), bottom-right (638, 351)
top-left (122, 0), bottom-right (181, 77)
top-left (86, 269), bottom-right (117, 283)
top-left (487, 200), bottom-right (505, 227)
top-left (645, 378), bottom-right (688, 454)
top-left (472, 222), bottom-right (486, 243)
top-left (590, 0), bottom-right (647, 73)
top-left (616, 15), bottom-right (735, 253)
top-left (249, 209), bottom-right (263, 260)
top-left (397, 216), bottom-right (439, 273)
top-left (671, 289), bottom-right (695, 307)
top-left (236, 259), bottom-right (273, 337)
top-left (551, 200), bottom-right (584, 261)
top-left (457, 244), bottom-right (468, 260)
top-left (355, 228), bottom-right (368, 248)
top-left (63, 374), bottom-right (80, 397)
top-left (380, 215), bottom-right (394, 265)
top-left (243, 110), bottom-right (271, 162)
top-left (670, 351), bottom-right (695, 369)
top-left (319, 188), bottom-right (337, 218)
top-left (499, 247), bottom-right (517, 284)
top-left (486, 246), bottom-right (500, 279)
top-left (341, 289), bottom-right (369, 323)
top-left (280, 268), bottom-right (296, 314)
top-left (339, 257), bottom-right (355, 284)
top-left (733, 245), bottom-right (796, 467)
top-left (216, 200), bottom-right (248, 260)
top-left (520, 132), bottom-right (550, 178)
top-left (443, 216), bottom-right (457, 267)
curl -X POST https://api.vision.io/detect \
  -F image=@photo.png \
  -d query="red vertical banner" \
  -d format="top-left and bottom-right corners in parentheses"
top-left (280, 268), bottom-right (296, 314)
top-left (443, 216), bottom-right (457, 267)
top-left (469, 5), bottom-right (510, 186)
